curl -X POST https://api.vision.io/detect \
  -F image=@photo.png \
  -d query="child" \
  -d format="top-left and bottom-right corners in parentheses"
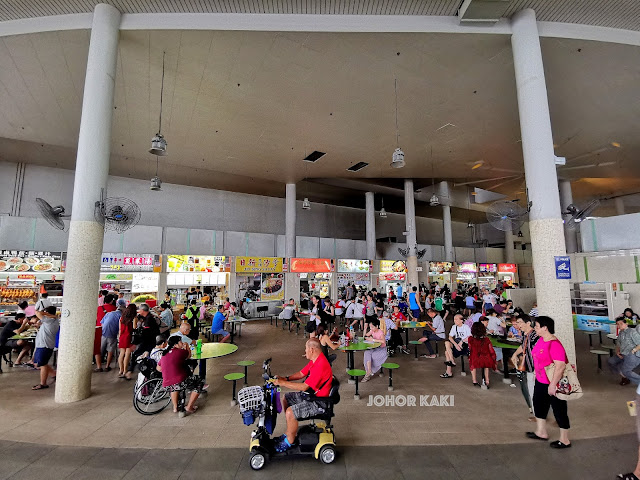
top-left (468, 321), bottom-right (496, 388)
top-left (390, 306), bottom-right (410, 355)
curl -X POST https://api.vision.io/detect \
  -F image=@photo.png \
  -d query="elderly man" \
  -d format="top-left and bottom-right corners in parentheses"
top-left (171, 321), bottom-right (196, 346)
top-left (273, 339), bottom-right (333, 452)
top-left (609, 318), bottom-right (640, 386)
top-left (100, 299), bottom-right (126, 372)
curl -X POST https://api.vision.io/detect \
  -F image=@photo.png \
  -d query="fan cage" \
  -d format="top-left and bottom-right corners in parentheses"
top-left (95, 197), bottom-right (141, 234)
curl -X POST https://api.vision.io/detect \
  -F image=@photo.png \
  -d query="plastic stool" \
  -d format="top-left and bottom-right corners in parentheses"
top-left (590, 349), bottom-right (609, 373)
top-left (381, 362), bottom-right (399, 391)
top-left (583, 331), bottom-right (598, 348)
top-left (237, 360), bottom-right (255, 385)
top-left (460, 354), bottom-right (468, 377)
top-left (224, 372), bottom-right (245, 406)
top-left (600, 344), bottom-right (616, 357)
top-left (347, 369), bottom-right (366, 400)
top-left (409, 341), bottom-right (422, 361)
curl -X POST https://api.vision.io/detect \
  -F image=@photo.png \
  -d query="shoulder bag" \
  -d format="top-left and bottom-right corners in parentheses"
top-left (544, 340), bottom-right (583, 401)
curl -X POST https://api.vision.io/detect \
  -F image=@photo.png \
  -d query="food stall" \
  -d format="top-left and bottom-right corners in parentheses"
top-left (497, 263), bottom-right (518, 287)
top-left (455, 262), bottom-right (477, 287)
top-left (290, 258), bottom-right (334, 302)
top-left (100, 254), bottom-right (162, 304)
top-left (337, 259), bottom-right (371, 296)
top-left (429, 262), bottom-right (453, 288)
top-left (0, 250), bottom-right (65, 319)
top-left (478, 263), bottom-right (498, 290)
top-left (376, 260), bottom-right (407, 298)
top-left (166, 255), bottom-right (229, 307)
top-left (235, 256), bottom-right (285, 317)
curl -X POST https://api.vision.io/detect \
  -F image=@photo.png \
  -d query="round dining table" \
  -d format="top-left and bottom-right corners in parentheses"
top-left (339, 339), bottom-right (381, 383)
top-left (190, 342), bottom-right (238, 380)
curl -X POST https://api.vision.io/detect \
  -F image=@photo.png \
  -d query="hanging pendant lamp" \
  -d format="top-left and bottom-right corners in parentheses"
top-left (149, 52), bottom-right (168, 156)
top-left (390, 78), bottom-right (405, 168)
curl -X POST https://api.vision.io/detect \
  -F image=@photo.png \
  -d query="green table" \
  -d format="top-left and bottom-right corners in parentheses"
top-left (191, 343), bottom-right (238, 380)
top-left (339, 340), bottom-right (381, 383)
top-left (225, 317), bottom-right (249, 344)
top-left (489, 336), bottom-right (521, 384)
top-left (400, 321), bottom-right (427, 346)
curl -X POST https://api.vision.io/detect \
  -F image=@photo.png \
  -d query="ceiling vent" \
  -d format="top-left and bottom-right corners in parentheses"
top-left (346, 162), bottom-right (369, 172)
top-left (458, 0), bottom-right (511, 24)
top-left (303, 151), bottom-right (326, 162)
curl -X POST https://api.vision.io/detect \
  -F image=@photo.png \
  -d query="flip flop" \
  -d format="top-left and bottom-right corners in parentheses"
top-left (618, 474), bottom-right (640, 480)
top-left (525, 432), bottom-right (548, 441)
top-left (185, 406), bottom-right (199, 414)
top-left (32, 384), bottom-right (49, 390)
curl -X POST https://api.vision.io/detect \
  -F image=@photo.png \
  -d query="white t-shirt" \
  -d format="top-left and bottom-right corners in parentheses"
top-left (448, 324), bottom-right (471, 343)
top-left (482, 293), bottom-right (497, 305)
top-left (35, 298), bottom-right (52, 311)
top-left (430, 314), bottom-right (446, 338)
top-left (346, 302), bottom-right (364, 319)
top-left (487, 315), bottom-right (504, 335)
top-left (335, 300), bottom-right (344, 316)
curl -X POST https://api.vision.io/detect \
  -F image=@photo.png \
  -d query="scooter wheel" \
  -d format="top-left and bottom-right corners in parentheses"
top-left (249, 451), bottom-right (266, 470)
top-left (318, 445), bottom-right (336, 464)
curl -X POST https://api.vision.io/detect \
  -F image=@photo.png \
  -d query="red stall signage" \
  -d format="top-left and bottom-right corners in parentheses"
top-left (290, 258), bottom-right (334, 273)
top-left (498, 263), bottom-right (517, 273)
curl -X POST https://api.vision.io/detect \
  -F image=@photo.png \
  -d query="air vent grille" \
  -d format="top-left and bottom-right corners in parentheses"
top-left (347, 162), bottom-right (369, 172)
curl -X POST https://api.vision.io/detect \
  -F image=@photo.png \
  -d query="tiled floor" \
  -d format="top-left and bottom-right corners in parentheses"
top-left (0, 318), bottom-right (635, 465)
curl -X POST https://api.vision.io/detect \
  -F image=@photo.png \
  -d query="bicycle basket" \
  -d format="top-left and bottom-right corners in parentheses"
top-left (238, 386), bottom-right (264, 413)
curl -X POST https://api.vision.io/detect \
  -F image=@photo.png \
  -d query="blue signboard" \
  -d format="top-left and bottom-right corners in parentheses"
top-left (554, 256), bottom-right (571, 279)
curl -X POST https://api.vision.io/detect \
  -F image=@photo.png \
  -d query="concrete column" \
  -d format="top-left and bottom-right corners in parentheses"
top-left (404, 179), bottom-right (419, 288)
top-left (157, 255), bottom-right (168, 300)
top-left (365, 192), bottom-right (376, 260)
top-left (559, 180), bottom-right (578, 254)
top-left (285, 183), bottom-right (296, 258)
top-left (512, 8), bottom-right (574, 362)
top-left (442, 205), bottom-right (454, 262)
top-left (615, 197), bottom-right (625, 216)
top-left (505, 229), bottom-right (516, 264)
top-left (55, 4), bottom-right (121, 403)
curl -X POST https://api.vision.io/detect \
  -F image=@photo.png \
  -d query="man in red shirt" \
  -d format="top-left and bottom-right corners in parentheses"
top-left (273, 339), bottom-right (333, 452)
top-left (94, 294), bottom-right (116, 372)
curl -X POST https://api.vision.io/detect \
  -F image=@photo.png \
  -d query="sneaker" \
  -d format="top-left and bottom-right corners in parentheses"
top-left (440, 372), bottom-right (453, 378)
top-left (401, 348), bottom-right (411, 355)
top-left (274, 436), bottom-right (294, 453)
top-left (361, 374), bottom-right (372, 383)
top-left (420, 354), bottom-right (437, 359)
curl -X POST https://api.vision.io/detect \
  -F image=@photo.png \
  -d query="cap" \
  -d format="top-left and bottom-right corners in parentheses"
top-left (117, 299), bottom-right (127, 308)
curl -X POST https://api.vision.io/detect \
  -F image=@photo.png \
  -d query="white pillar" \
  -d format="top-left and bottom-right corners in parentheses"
top-left (442, 205), bottom-right (454, 262)
top-left (285, 183), bottom-right (296, 258)
top-left (559, 180), bottom-right (578, 254)
top-left (365, 192), bottom-right (376, 260)
top-left (615, 197), bottom-right (625, 216)
top-left (512, 8), bottom-right (574, 363)
top-left (404, 179), bottom-right (419, 288)
top-left (56, 3), bottom-right (121, 403)
top-left (505, 229), bottom-right (516, 264)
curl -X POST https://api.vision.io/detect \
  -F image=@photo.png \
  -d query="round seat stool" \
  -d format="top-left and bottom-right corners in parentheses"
top-left (346, 369), bottom-right (366, 400)
top-left (381, 362), bottom-right (399, 391)
top-left (224, 372), bottom-right (245, 406)
top-left (583, 331), bottom-right (598, 347)
top-left (600, 344), bottom-right (616, 357)
top-left (409, 341), bottom-right (422, 360)
top-left (237, 360), bottom-right (255, 385)
top-left (590, 349), bottom-right (609, 373)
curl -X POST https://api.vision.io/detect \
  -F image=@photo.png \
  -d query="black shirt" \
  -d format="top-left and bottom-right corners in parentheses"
top-left (0, 320), bottom-right (21, 346)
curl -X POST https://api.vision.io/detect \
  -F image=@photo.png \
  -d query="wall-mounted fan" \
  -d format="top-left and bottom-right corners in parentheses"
top-left (35, 198), bottom-right (70, 231)
top-left (563, 199), bottom-right (600, 230)
top-left (398, 247), bottom-right (409, 258)
top-left (94, 190), bottom-right (141, 234)
top-left (416, 248), bottom-right (427, 259)
top-left (486, 200), bottom-right (528, 232)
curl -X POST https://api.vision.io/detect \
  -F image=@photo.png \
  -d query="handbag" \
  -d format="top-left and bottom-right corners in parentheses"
top-left (517, 334), bottom-right (529, 372)
top-left (131, 325), bottom-right (143, 345)
top-left (544, 361), bottom-right (583, 401)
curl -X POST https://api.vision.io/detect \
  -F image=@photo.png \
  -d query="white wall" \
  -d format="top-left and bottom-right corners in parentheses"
top-left (580, 213), bottom-right (640, 252)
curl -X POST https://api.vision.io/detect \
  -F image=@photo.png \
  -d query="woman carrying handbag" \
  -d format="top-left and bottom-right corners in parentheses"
top-left (526, 316), bottom-right (572, 449)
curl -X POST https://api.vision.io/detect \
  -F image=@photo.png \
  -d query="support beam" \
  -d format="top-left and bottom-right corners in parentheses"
top-left (615, 197), bottom-right (625, 216)
top-left (505, 229), bottom-right (515, 264)
top-left (404, 179), bottom-right (419, 288)
top-left (559, 180), bottom-right (578, 254)
top-left (285, 183), bottom-right (296, 258)
top-left (443, 205), bottom-right (454, 262)
top-left (365, 191), bottom-right (376, 260)
top-left (56, 3), bottom-right (121, 403)
top-left (512, 8), bottom-right (574, 363)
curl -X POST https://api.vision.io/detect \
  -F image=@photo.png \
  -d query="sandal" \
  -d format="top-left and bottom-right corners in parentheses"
top-left (617, 474), bottom-right (640, 480)
top-left (526, 432), bottom-right (548, 441)
top-left (444, 361), bottom-right (455, 367)
top-left (361, 374), bottom-right (372, 383)
top-left (93, 368), bottom-right (103, 373)
top-left (549, 440), bottom-right (571, 449)
top-left (473, 382), bottom-right (481, 387)
top-left (440, 373), bottom-right (453, 378)
top-left (185, 405), bottom-right (199, 414)
top-left (32, 384), bottom-right (49, 390)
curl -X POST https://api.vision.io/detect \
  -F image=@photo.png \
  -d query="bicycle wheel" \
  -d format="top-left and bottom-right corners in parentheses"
top-left (133, 377), bottom-right (171, 415)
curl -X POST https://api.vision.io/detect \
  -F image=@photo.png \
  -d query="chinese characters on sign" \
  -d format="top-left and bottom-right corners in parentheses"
top-left (289, 258), bottom-right (333, 273)
top-left (235, 257), bottom-right (284, 273)
top-left (101, 254), bottom-right (159, 272)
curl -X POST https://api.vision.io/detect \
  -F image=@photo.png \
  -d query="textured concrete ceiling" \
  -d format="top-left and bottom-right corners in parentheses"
top-left (0, 28), bottom-right (638, 218)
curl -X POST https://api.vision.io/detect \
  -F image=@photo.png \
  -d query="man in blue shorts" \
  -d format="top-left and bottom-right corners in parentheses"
top-left (409, 286), bottom-right (423, 320)
top-left (32, 306), bottom-right (59, 390)
top-left (211, 305), bottom-right (231, 343)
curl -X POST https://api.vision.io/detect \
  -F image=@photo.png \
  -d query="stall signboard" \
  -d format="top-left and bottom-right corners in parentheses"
top-left (337, 273), bottom-right (370, 287)
top-left (379, 260), bottom-right (407, 273)
top-left (498, 263), bottom-right (517, 273)
top-left (337, 259), bottom-right (370, 273)
top-left (457, 262), bottom-right (477, 273)
top-left (290, 258), bottom-right (333, 273)
top-left (379, 272), bottom-right (406, 281)
top-left (261, 273), bottom-right (284, 301)
top-left (100, 273), bottom-right (134, 281)
top-left (478, 263), bottom-right (497, 273)
top-left (429, 262), bottom-right (453, 274)
top-left (101, 254), bottom-right (160, 272)
top-left (132, 273), bottom-right (159, 293)
top-left (0, 251), bottom-right (64, 273)
top-left (167, 255), bottom-right (226, 273)
top-left (235, 257), bottom-right (284, 273)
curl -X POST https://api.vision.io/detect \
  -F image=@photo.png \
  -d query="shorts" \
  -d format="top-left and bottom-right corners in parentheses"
top-left (169, 375), bottom-right (204, 393)
top-left (3, 339), bottom-right (19, 349)
top-left (33, 347), bottom-right (53, 366)
top-left (451, 344), bottom-right (469, 358)
top-left (411, 309), bottom-right (421, 319)
top-left (101, 336), bottom-right (117, 354)
top-left (285, 391), bottom-right (325, 420)
top-left (212, 328), bottom-right (229, 336)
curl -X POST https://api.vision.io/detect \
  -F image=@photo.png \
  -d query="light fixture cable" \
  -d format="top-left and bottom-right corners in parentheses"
top-left (158, 51), bottom-right (165, 134)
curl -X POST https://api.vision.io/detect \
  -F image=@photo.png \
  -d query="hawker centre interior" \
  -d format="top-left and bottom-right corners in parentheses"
top-left (0, 1), bottom-right (640, 478)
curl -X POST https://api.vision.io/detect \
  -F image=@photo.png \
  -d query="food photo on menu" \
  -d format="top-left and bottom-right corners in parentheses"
top-left (0, 252), bottom-right (62, 273)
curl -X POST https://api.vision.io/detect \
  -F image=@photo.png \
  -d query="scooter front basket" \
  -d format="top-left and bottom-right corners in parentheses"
top-left (238, 386), bottom-right (264, 413)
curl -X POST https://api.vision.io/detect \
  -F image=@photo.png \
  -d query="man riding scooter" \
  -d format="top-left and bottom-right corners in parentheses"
top-left (272, 338), bottom-right (333, 452)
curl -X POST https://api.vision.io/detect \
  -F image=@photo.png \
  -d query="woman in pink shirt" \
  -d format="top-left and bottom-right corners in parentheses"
top-left (526, 316), bottom-right (571, 449)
